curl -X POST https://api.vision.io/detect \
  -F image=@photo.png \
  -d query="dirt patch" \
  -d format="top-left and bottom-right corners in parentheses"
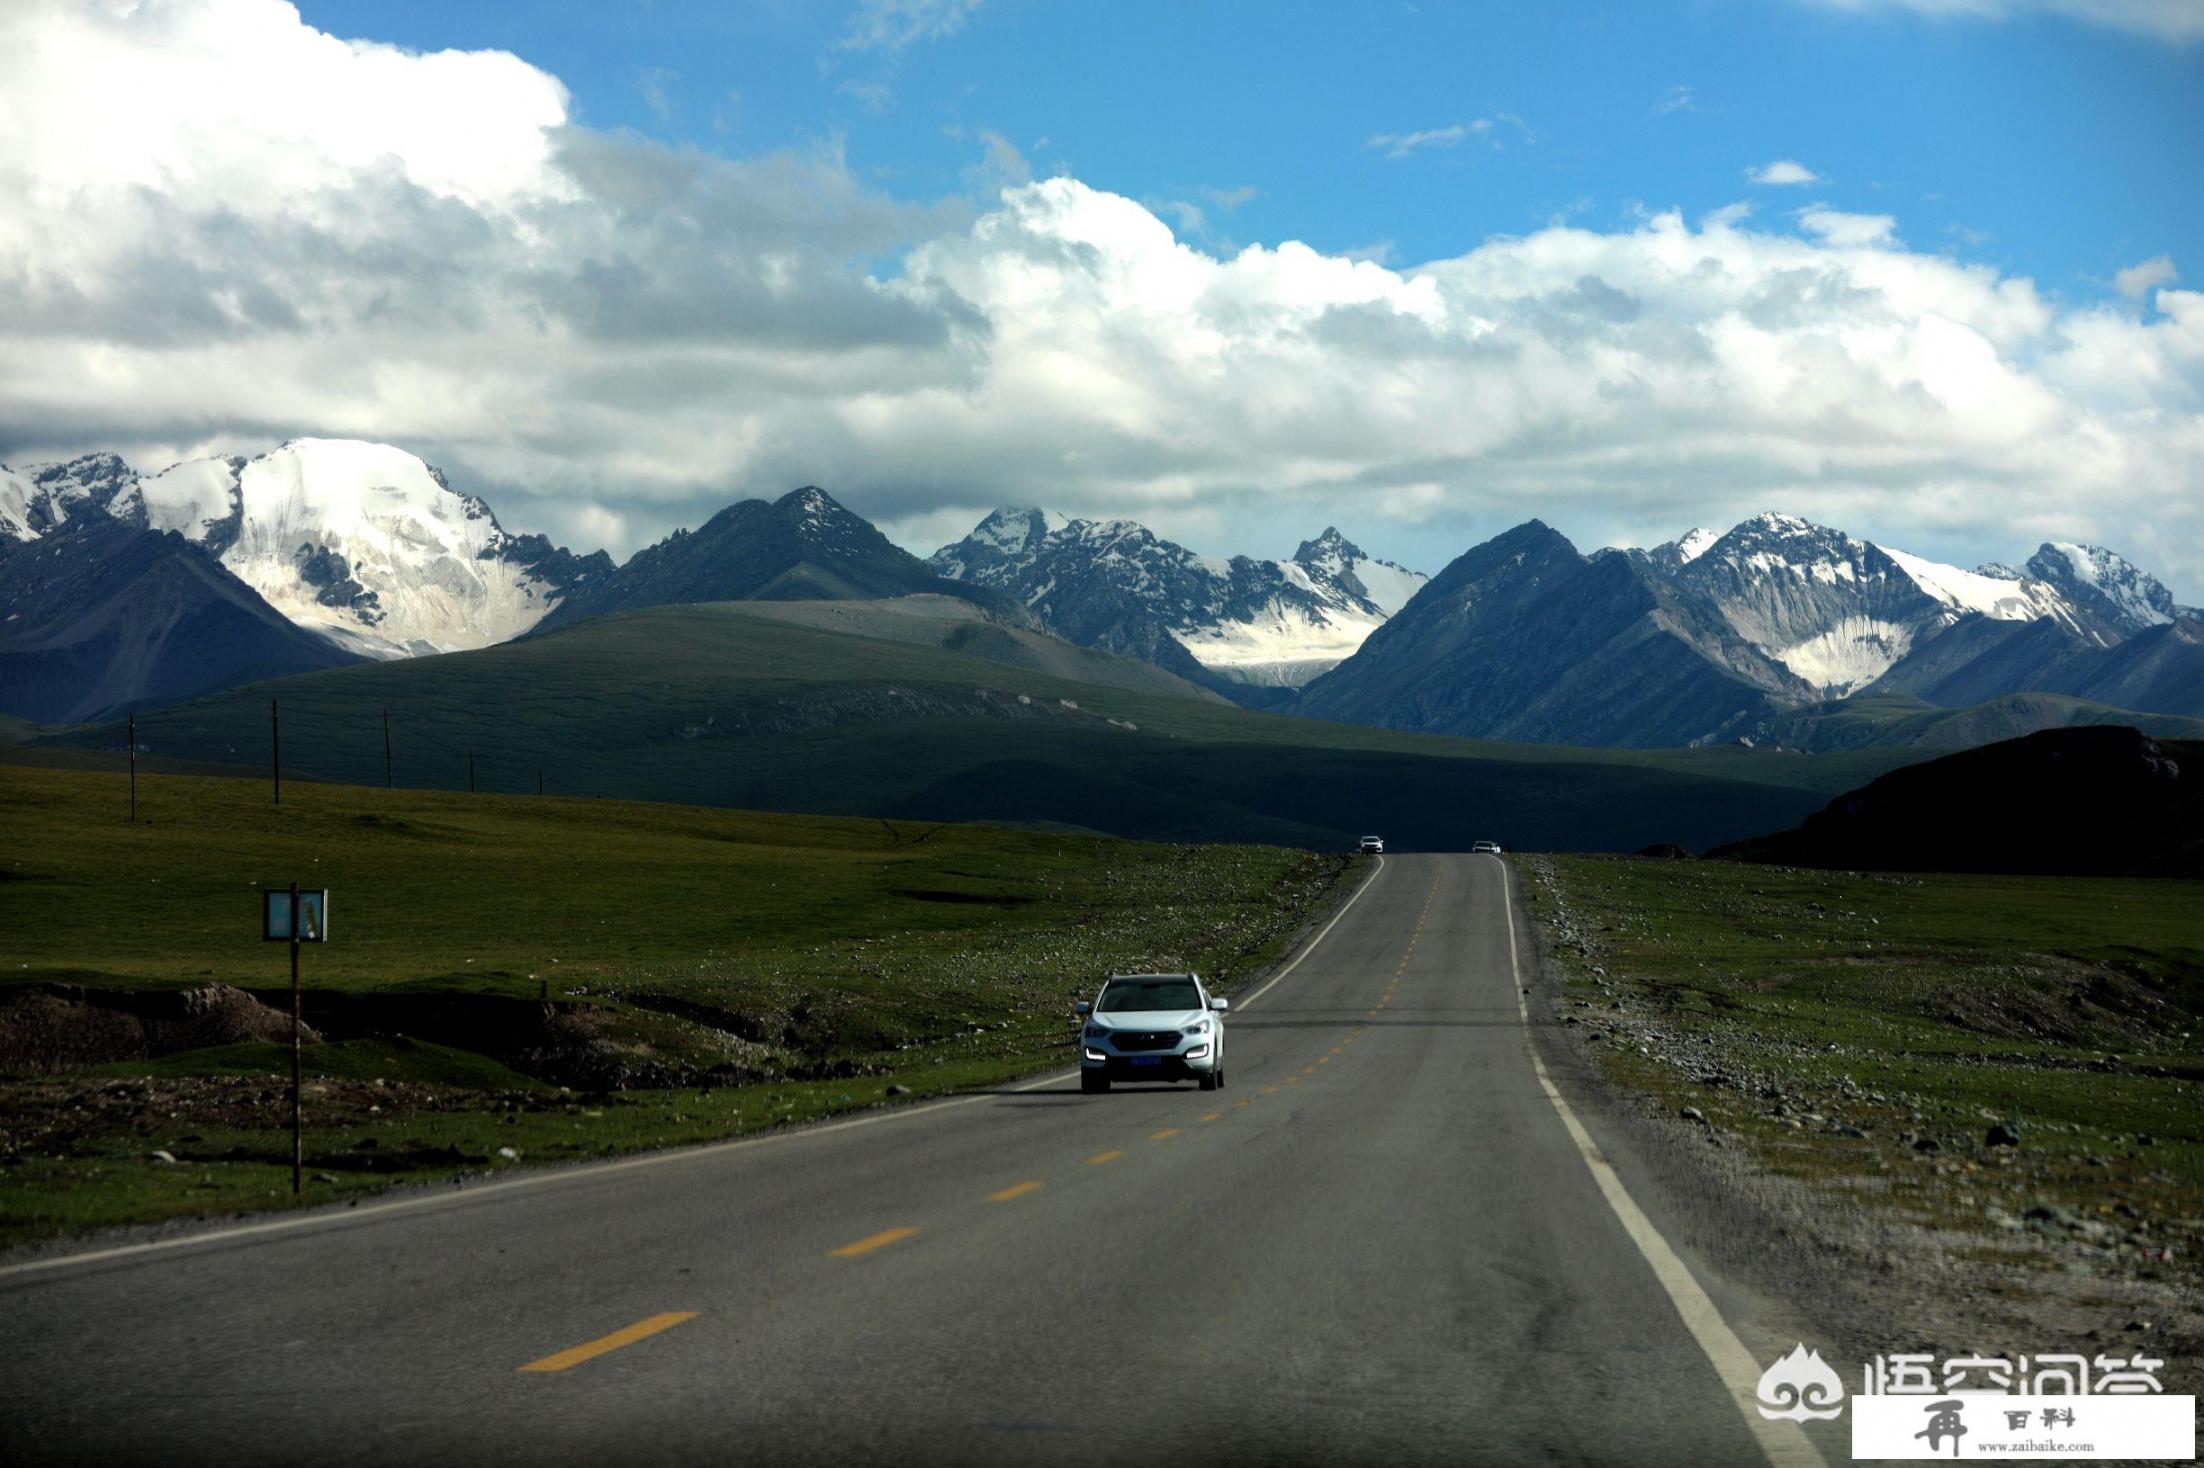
top-left (0, 1075), bottom-right (531, 1161)
top-left (1927, 963), bottom-right (2169, 1049)
top-left (0, 984), bottom-right (318, 1075)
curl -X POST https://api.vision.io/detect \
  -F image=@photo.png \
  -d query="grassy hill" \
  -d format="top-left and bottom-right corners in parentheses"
top-left (26, 601), bottom-right (1937, 853)
top-left (1715, 727), bottom-right (2204, 876)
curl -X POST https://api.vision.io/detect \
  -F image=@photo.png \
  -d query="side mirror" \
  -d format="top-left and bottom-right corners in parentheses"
top-left (1209, 997), bottom-right (1228, 1011)
top-left (1073, 1000), bottom-right (1092, 1015)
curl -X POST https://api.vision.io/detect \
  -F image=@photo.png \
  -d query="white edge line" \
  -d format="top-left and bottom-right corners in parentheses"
top-left (1233, 853), bottom-right (1383, 1011)
top-left (0, 854), bottom-right (1387, 1283)
top-left (1498, 857), bottom-right (1829, 1468)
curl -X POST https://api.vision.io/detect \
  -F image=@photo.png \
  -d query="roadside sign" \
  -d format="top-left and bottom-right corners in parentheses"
top-left (263, 888), bottom-right (329, 942)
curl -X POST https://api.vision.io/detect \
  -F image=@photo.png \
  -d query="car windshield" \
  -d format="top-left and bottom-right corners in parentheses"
top-left (1097, 977), bottom-right (1202, 1013)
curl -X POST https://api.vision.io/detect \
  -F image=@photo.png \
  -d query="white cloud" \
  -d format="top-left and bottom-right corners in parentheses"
top-left (2114, 253), bottom-right (2178, 300)
top-left (837, 0), bottom-right (987, 52)
top-left (1797, 207), bottom-right (1899, 245)
top-left (1654, 84), bottom-right (1698, 114)
top-left (4, 0), bottom-right (2201, 600)
top-left (1747, 159), bottom-right (1822, 186)
top-left (837, 79), bottom-right (894, 113)
top-left (1791, 0), bottom-right (2204, 42)
top-left (1366, 124), bottom-right (1467, 159)
top-left (638, 67), bottom-right (677, 124)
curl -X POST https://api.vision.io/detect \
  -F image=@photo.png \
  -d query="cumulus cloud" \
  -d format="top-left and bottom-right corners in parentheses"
top-left (1792, 0), bottom-right (2204, 42)
top-left (4, 0), bottom-right (2202, 599)
top-left (2115, 254), bottom-right (2179, 300)
top-left (1747, 159), bottom-right (1822, 186)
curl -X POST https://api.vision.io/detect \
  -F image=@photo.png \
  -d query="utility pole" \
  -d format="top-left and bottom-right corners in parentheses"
top-left (127, 712), bottom-right (137, 823)
top-left (382, 708), bottom-right (393, 789)
top-left (537, 769), bottom-right (544, 797)
top-left (468, 749), bottom-right (476, 794)
top-left (289, 882), bottom-right (302, 1196)
top-left (271, 699), bottom-right (281, 806)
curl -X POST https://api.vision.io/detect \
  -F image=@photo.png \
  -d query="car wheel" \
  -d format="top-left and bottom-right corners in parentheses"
top-left (1198, 1068), bottom-right (1219, 1092)
top-left (1081, 1071), bottom-right (1109, 1094)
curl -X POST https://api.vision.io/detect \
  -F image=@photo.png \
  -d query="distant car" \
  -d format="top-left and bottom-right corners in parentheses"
top-left (1358, 836), bottom-right (1385, 854)
top-left (1074, 973), bottom-right (1227, 1094)
top-left (1471, 840), bottom-right (1503, 854)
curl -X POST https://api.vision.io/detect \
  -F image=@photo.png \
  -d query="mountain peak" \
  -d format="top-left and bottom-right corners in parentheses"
top-left (778, 484), bottom-right (843, 514)
top-left (1293, 526), bottom-right (1365, 566)
top-left (2026, 541), bottom-right (2176, 635)
top-left (1673, 527), bottom-right (1719, 563)
top-left (1731, 511), bottom-right (1839, 540)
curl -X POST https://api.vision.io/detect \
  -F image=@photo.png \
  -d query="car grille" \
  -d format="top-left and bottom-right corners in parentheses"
top-left (1110, 1031), bottom-right (1180, 1052)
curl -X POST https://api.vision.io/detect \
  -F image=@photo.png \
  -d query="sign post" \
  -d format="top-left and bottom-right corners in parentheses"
top-left (263, 886), bottom-right (328, 1194)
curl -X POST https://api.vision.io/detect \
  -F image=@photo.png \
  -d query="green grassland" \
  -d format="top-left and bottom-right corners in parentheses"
top-left (24, 601), bottom-right (1932, 852)
top-left (0, 763), bottom-right (1344, 1244)
top-left (1523, 854), bottom-right (2204, 1287)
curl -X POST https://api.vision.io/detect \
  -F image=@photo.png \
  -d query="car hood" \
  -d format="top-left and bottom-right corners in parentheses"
top-left (1088, 1010), bottom-right (1208, 1032)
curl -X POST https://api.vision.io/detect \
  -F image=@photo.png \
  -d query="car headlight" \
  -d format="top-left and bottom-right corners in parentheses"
top-left (1184, 1043), bottom-right (1212, 1060)
top-left (1083, 1024), bottom-right (1108, 1042)
top-left (1182, 1021), bottom-right (1209, 1037)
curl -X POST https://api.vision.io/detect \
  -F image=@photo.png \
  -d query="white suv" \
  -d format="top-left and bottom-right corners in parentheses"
top-left (1358, 835), bottom-right (1385, 854)
top-left (1075, 973), bottom-right (1228, 1094)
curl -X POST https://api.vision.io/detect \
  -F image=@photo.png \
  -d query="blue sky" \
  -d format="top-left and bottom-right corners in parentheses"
top-left (304, 0), bottom-right (2198, 304)
top-left (7, 0), bottom-right (2200, 595)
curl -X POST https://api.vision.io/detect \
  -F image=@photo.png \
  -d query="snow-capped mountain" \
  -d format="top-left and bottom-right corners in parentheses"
top-left (928, 512), bottom-right (1426, 691)
top-left (2021, 542), bottom-right (2179, 641)
top-left (1658, 512), bottom-right (2080, 698)
top-left (4, 440), bottom-right (611, 658)
top-left (1298, 511), bottom-right (2199, 747)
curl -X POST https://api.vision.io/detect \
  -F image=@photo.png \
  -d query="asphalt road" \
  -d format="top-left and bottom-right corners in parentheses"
top-left (1, 855), bottom-right (1840, 1467)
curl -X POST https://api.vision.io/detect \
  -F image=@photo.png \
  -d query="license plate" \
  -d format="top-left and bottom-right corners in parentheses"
top-left (1131, 1057), bottom-right (1162, 1067)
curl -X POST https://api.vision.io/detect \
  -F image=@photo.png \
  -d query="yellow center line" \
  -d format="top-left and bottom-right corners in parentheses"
top-left (828, 1226), bottom-right (918, 1258)
top-left (1149, 1127), bottom-right (1182, 1140)
top-left (1303, 1065), bottom-right (1318, 1073)
top-left (1285, 1077), bottom-right (1301, 1085)
top-left (1317, 1056), bottom-right (1331, 1065)
top-left (987, 1181), bottom-right (1044, 1203)
top-left (1086, 1149), bottom-right (1124, 1165)
top-left (1200, 1112), bottom-right (1222, 1122)
top-left (518, 1311), bottom-right (698, 1373)
top-left (1330, 1047), bottom-right (1344, 1055)
top-left (1234, 1098), bottom-right (1252, 1108)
